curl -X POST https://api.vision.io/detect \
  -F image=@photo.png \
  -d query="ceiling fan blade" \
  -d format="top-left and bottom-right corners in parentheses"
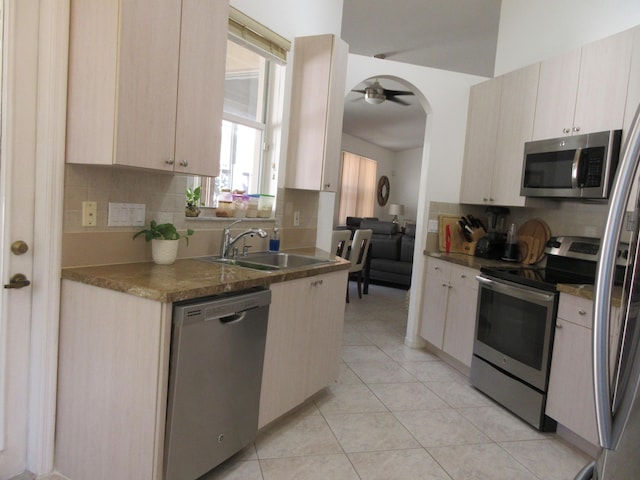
top-left (352, 89), bottom-right (367, 94)
top-left (383, 89), bottom-right (414, 97)
top-left (386, 96), bottom-right (411, 106)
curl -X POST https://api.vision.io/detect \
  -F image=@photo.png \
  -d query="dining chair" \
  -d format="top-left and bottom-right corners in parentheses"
top-left (346, 228), bottom-right (372, 302)
top-left (331, 229), bottom-right (351, 258)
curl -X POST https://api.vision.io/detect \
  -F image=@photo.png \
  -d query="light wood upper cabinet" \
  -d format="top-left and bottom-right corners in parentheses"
top-left (285, 35), bottom-right (348, 192)
top-left (534, 28), bottom-right (634, 140)
top-left (459, 77), bottom-right (502, 205)
top-left (460, 64), bottom-right (539, 206)
top-left (66, 0), bottom-right (227, 177)
top-left (492, 64), bottom-right (540, 206)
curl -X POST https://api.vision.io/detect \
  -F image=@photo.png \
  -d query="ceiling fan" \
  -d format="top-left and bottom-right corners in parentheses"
top-left (351, 79), bottom-right (414, 106)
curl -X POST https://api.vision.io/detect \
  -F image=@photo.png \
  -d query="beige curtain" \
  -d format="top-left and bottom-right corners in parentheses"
top-left (338, 151), bottom-right (377, 223)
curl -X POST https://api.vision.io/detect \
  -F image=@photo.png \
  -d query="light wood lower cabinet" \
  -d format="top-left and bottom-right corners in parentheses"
top-left (546, 294), bottom-right (622, 446)
top-left (258, 270), bottom-right (348, 427)
top-left (56, 269), bottom-right (348, 479)
top-left (56, 280), bottom-right (172, 480)
top-left (420, 258), bottom-right (478, 367)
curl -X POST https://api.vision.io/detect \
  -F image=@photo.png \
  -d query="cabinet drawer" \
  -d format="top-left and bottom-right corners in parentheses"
top-left (450, 264), bottom-right (478, 291)
top-left (427, 258), bottom-right (451, 281)
top-left (557, 294), bottom-right (593, 329)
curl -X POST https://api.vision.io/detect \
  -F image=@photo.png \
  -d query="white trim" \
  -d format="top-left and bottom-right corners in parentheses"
top-left (0, 0), bottom-right (14, 452)
top-left (26, 0), bottom-right (69, 474)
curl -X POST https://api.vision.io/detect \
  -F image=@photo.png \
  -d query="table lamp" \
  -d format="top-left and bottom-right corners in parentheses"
top-left (388, 203), bottom-right (404, 224)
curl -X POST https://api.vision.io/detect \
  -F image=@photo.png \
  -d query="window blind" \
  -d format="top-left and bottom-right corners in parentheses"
top-left (229, 7), bottom-right (290, 64)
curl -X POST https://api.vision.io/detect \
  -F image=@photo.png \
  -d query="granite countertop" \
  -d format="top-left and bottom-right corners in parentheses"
top-left (61, 248), bottom-right (350, 303)
top-left (426, 250), bottom-right (623, 305)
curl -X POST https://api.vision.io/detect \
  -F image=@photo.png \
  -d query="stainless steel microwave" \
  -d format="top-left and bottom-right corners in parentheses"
top-left (520, 130), bottom-right (622, 199)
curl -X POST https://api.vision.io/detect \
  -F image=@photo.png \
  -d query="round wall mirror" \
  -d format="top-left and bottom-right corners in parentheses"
top-left (377, 175), bottom-right (390, 206)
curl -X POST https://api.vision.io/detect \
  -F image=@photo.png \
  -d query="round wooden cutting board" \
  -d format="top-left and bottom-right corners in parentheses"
top-left (517, 219), bottom-right (551, 265)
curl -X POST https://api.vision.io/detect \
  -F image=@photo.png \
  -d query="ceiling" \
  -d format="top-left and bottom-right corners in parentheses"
top-left (340, 0), bottom-right (502, 152)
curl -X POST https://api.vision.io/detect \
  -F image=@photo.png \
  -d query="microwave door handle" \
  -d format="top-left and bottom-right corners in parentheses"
top-left (571, 147), bottom-right (583, 189)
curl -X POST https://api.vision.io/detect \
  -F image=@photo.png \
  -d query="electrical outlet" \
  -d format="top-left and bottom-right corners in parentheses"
top-left (427, 219), bottom-right (439, 233)
top-left (82, 201), bottom-right (97, 227)
top-left (293, 211), bottom-right (300, 226)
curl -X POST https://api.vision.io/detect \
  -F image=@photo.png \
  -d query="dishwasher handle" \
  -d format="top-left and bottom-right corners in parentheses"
top-left (219, 312), bottom-right (247, 325)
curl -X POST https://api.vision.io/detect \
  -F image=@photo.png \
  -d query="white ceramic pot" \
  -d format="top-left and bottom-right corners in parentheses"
top-left (151, 239), bottom-right (179, 265)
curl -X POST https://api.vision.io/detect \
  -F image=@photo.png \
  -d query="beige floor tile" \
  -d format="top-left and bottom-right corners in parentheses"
top-left (324, 412), bottom-right (421, 453)
top-left (369, 382), bottom-right (449, 411)
top-left (314, 383), bottom-right (387, 415)
top-left (428, 443), bottom-right (539, 480)
top-left (348, 360), bottom-right (417, 384)
top-left (260, 454), bottom-right (360, 480)
top-left (341, 330), bottom-right (374, 346)
top-left (499, 438), bottom-right (593, 480)
top-left (400, 360), bottom-right (466, 382)
top-left (341, 345), bottom-right (393, 363)
top-left (423, 379), bottom-right (494, 408)
top-left (459, 406), bottom-right (548, 442)
top-left (394, 409), bottom-right (490, 447)
top-left (255, 410), bottom-right (342, 459)
top-left (381, 344), bottom-right (440, 362)
top-left (336, 362), bottom-right (365, 384)
top-left (348, 448), bottom-right (453, 480)
top-left (200, 459), bottom-right (263, 480)
top-left (363, 331), bottom-right (406, 348)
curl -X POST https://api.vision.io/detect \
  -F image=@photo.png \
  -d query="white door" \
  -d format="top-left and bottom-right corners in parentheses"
top-left (0, 0), bottom-right (39, 476)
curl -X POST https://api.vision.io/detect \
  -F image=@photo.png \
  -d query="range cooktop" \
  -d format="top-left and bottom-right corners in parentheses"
top-left (480, 236), bottom-right (628, 292)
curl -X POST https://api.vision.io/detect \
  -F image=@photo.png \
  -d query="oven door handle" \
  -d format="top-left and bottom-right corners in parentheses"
top-left (476, 275), bottom-right (556, 304)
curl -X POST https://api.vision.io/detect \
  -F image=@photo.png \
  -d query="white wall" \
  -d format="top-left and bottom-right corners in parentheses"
top-left (393, 147), bottom-right (422, 223)
top-left (496, 0), bottom-right (640, 75)
top-left (229, 0), bottom-right (343, 39)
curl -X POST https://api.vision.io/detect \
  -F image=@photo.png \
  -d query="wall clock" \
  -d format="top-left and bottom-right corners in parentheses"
top-left (377, 175), bottom-right (390, 206)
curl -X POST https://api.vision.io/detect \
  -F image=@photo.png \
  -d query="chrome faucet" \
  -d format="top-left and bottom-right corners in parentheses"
top-left (220, 219), bottom-right (268, 258)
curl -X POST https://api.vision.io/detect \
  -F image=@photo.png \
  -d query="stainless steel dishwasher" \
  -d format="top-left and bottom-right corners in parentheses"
top-left (164, 287), bottom-right (271, 480)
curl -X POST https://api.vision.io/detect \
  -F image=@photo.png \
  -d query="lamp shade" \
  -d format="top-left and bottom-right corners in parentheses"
top-left (388, 203), bottom-right (404, 216)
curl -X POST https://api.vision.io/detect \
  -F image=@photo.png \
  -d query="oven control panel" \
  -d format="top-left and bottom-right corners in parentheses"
top-left (545, 236), bottom-right (628, 266)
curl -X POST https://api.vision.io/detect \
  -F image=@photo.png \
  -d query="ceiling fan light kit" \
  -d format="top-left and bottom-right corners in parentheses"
top-left (365, 91), bottom-right (385, 104)
top-left (352, 79), bottom-right (414, 106)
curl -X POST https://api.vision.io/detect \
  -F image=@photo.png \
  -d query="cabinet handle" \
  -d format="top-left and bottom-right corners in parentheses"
top-left (460, 274), bottom-right (466, 279)
top-left (434, 266), bottom-right (441, 271)
top-left (165, 158), bottom-right (175, 165)
top-left (578, 309), bottom-right (587, 316)
top-left (441, 283), bottom-right (448, 288)
top-left (179, 160), bottom-right (188, 167)
top-left (311, 279), bottom-right (323, 287)
top-left (324, 183), bottom-right (331, 189)
top-left (483, 197), bottom-right (488, 202)
top-left (573, 126), bottom-right (581, 133)
top-left (556, 322), bottom-right (563, 329)
top-left (563, 127), bottom-right (571, 134)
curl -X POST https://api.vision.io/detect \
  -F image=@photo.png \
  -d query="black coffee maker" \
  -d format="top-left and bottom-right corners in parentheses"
top-left (475, 206), bottom-right (510, 259)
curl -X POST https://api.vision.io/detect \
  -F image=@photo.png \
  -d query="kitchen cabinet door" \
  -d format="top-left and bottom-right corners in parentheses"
top-left (573, 28), bottom-right (633, 136)
top-left (533, 49), bottom-right (582, 141)
top-left (442, 265), bottom-right (479, 367)
top-left (259, 270), bottom-right (348, 428)
top-left (420, 258), bottom-right (451, 348)
top-left (546, 317), bottom-right (598, 445)
top-left (67, 0), bottom-right (226, 176)
top-left (459, 77), bottom-right (502, 204)
top-left (285, 34), bottom-right (348, 192)
top-left (491, 64), bottom-right (540, 206)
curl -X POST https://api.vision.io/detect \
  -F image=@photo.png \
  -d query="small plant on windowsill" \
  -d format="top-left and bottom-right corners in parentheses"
top-left (133, 220), bottom-right (194, 265)
top-left (185, 186), bottom-right (202, 217)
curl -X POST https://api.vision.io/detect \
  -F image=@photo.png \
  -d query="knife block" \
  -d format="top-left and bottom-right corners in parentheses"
top-left (462, 229), bottom-right (485, 256)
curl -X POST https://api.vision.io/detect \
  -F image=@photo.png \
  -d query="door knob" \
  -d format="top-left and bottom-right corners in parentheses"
top-left (11, 240), bottom-right (29, 255)
top-left (4, 273), bottom-right (31, 289)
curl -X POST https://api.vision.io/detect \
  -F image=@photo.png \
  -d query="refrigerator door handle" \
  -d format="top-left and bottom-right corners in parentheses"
top-left (573, 461), bottom-right (595, 480)
top-left (595, 103), bottom-right (640, 450)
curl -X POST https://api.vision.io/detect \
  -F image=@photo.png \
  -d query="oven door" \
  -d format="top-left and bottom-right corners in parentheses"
top-left (474, 275), bottom-right (558, 391)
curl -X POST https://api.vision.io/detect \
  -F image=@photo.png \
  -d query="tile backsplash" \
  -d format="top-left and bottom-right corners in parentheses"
top-left (62, 165), bottom-right (320, 267)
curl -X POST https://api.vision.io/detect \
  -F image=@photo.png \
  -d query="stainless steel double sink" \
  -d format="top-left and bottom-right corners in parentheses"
top-left (196, 251), bottom-right (335, 271)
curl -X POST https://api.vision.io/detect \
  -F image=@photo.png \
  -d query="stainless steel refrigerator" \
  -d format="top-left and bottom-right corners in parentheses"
top-left (575, 104), bottom-right (640, 479)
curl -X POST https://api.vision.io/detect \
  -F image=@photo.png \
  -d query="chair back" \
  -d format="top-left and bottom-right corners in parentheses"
top-left (331, 229), bottom-right (351, 258)
top-left (349, 229), bottom-right (372, 273)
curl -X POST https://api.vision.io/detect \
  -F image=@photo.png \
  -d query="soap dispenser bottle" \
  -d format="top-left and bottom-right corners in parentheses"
top-left (269, 224), bottom-right (280, 251)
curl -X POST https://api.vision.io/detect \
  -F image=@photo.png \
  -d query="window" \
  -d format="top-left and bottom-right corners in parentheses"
top-left (338, 152), bottom-right (377, 223)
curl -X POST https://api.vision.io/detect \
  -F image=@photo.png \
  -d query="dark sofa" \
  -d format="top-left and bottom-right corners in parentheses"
top-left (359, 219), bottom-right (415, 288)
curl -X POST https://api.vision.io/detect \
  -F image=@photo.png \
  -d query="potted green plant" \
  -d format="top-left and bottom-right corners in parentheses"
top-left (185, 186), bottom-right (202, 217)
top-left (133, 220), bottom-right (194, 265)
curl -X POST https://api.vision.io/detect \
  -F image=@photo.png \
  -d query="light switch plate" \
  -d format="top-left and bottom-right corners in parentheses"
top-left (427, 219), bottom-right (439, 233)
top-left (82, 201), bottom-right (97, 227)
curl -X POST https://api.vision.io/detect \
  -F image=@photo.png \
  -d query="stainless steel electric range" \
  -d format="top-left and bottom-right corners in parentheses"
top-left (470, 236), bottom-right (627, 431)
